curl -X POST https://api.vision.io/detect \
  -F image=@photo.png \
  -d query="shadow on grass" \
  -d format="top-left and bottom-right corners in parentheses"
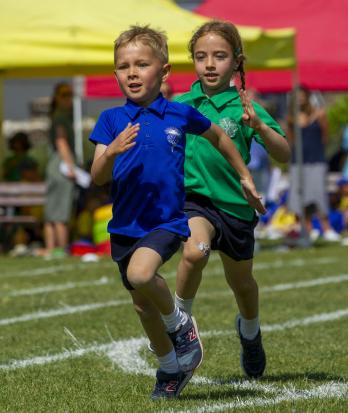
top-left (181, 387), bottom-right (261, 401)
top-left (179, 371), bottom-right (347, 401)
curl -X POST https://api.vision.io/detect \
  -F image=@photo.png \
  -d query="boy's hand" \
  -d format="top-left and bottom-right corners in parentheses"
top-left (239, 89), bottom-right (263, 131)
top-left (106, 123), bottom-right (139, 158)
top-left (240, 177), bottom-right (267, 215)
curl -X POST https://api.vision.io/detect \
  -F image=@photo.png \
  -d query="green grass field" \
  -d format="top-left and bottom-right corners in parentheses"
top-left (1, 244), bottom-right (348, 412)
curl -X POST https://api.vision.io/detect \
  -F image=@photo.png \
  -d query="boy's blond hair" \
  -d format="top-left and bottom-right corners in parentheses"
top-left (114, 25), bottom-right (169, 65)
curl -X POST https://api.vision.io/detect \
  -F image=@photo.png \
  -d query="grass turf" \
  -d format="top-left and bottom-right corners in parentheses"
top-left (0, 243), bottom-right (347, 412)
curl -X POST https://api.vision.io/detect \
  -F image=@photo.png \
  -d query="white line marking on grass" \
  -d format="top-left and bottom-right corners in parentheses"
top-left (1, 311), bottom-right (347, 412)
top-left (0, 299), bottom-right (130, 326)
top-left (261, 274), bottom-right (348, 292)
top-left (161, 382), bottom-right (348, 413)
top-left (165, 257), bottom-right (338, 280)
top-left (0, 262), bottom-right (114, 279)
top-left (2, 308), bottom-right (348, 371)
top-left (1, 272), bottom-right (348, 326)
top-left (198, 273), bottom-right (348, 299)
top-left (1, 256), bottom-right (336, 281)
top-left (197, 309), bottom-right (348, 338)
top-left (261, 308), bottom-right (348, 332)
top-left (0, 343), bottom-right (114, 370)
top-left (1, 277), bottom-right (112, 297)
top-left (253, 257), bottom-right (337, 271)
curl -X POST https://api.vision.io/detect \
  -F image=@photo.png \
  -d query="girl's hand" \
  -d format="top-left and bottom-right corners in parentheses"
top-left (239, 89), bottom-right (263, 130)
top-left (106, 123), bottom-right (139, 158)
top-left (240, 177), bottom-right (267, 215)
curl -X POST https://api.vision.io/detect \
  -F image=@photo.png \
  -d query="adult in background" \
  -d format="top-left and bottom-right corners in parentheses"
top-left (43, 83), bottom-right (76, 258)
top-left (287, 85), bottom-right (340, 241)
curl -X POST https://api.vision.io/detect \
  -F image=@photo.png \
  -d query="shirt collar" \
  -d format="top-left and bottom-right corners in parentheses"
top-left (124, 93), bottom-right (168, 120)
top-left (190, 80), bottom-right (240, 109)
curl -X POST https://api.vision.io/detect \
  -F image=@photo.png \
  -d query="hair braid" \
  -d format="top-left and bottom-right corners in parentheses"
top-left (239, 62), bottom-right (246, 90)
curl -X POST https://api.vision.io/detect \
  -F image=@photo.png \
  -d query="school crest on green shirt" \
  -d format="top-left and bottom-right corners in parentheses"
top-left (218, 118), bottom-right (238, 138)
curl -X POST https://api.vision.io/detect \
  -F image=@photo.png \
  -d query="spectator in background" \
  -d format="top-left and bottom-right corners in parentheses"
top-left (287, 85), bottom-right (340, 241)
top-left (341, 125), bottom-right (348, 179)
top-left (328, 125), bottom-right (348, 174)
top-left (248, 140), bottom-right (271, 197)
top-left (2, 132), bottom-right (43, 256)
top-left (3, 132), bottom-right (40, 182)
top-left (42, 82), bottom-right (76, 259)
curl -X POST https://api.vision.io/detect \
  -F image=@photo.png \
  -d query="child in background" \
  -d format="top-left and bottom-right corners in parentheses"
top-left (3, 132), bottom-right (40, 182)
top-left (174, 20), bottom-right (290, 379)
top-left (89, 25), bottom-right (264, 399)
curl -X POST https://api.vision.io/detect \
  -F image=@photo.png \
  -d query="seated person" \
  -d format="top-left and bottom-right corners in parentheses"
top-left (3, 132), bottom-right (40, 182)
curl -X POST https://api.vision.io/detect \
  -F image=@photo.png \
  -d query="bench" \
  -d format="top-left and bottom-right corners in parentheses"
top-left (0, 182), bottom-right (46, 224)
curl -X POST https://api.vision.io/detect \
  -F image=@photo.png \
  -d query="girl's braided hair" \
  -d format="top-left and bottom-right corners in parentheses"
top-left (189, 20), bottom-right (247, 89)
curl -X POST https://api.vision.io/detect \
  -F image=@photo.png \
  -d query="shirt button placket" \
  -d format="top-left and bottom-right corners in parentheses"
top-left (142, 109), bottom-right (151, 144)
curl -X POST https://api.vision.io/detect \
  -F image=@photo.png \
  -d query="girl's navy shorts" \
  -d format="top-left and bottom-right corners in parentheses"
top-left (184, 193), bottom-right (258, 261)
top-left (110, 229), bottom-right (186, 290)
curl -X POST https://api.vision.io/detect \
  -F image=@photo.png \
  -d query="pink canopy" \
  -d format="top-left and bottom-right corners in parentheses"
top-left (86, 72), bottom-right (197, 98)
top-left (86, 0), bottom-right (347, 95)
top-left (195, 0), bottom-right (348, 91)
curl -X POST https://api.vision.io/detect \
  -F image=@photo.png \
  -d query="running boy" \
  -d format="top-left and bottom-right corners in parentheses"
top-left (89, 25), bottom-right (265, 399)
top-left (174, 21), bottom-right (290, 378)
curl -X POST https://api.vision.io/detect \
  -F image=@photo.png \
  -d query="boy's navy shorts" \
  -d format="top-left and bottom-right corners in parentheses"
top-left (110, 229), bottom-right (186, 290)
top-left (184, 193), bottom-right (258, 261)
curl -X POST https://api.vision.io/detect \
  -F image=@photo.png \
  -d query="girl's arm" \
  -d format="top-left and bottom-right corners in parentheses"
top-left (240, 90), bottom-right (290, 163)
top-left (201, 123), bottom-right (266, 215)
top-left (91, 123), bottom-right (139, 185)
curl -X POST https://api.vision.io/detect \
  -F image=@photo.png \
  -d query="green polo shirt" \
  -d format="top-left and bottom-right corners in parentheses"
top-left (175, 80), bottom-right (286, 221)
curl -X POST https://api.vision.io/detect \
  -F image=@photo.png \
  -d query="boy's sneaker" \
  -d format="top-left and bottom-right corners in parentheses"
top-left (235, 314), bottom-right (266, 378)
top-left (151, 369), bottom-right (193, 400)
top-left (168, 313), bottom-right (203, 372)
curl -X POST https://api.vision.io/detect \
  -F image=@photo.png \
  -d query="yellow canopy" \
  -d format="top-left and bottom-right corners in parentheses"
top-left (0, 0), bottom-right (295, 78)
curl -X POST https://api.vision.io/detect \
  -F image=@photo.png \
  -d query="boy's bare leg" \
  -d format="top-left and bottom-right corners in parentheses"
top-left (128, 246), bottom-right (203, 373)
top-left (130, 289), bottom-right (173, 356)
top-left (127, 247), bottom-right (174, 315)
top-left (176, 217), bottom-right (215, 302)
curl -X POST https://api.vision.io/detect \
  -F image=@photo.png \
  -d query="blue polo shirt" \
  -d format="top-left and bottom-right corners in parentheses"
top-left (90, 93), bottom-right (211, 238)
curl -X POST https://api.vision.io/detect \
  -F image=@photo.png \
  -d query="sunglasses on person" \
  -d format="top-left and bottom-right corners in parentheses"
top-left (59, 91), bottom-right (73, 98)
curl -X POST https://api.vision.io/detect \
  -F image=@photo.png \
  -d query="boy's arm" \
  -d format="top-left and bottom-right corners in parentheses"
top-left (91, 123), bottom-right (139, 185)
top-left (201, 123), bottom-right (267, 215)
top-left (239, 89), bottom-right (290, 163)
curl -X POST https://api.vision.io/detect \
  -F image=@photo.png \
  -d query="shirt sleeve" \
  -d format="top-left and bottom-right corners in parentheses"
top-left (184, 105), bottom-right (211, 135)
top-left (89, 110), bottom-right (115, 146)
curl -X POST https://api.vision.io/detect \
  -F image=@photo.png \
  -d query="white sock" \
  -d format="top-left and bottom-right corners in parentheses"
top-left (161, 305), bottom-right (188, 333)
top-left (157, 349), bottom-right (179, 374)
top-left (240, 315), bottom-right (260, 340)
top-left (175, 293), bottom-right (194, 316)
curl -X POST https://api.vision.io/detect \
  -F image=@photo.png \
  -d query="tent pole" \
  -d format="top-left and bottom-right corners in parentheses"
top-left (0, 77), bottom-right (4, 180)
top-left (73, 76), bottom-right (84, 166)
top-left (292, 68), bottom-right (310, 247)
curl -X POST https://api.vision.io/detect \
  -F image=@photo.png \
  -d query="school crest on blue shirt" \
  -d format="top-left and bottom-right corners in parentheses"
top-left (165, 127), bottom-right (182, 152)
top-left (219, 118), bottom-right (238, 138)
